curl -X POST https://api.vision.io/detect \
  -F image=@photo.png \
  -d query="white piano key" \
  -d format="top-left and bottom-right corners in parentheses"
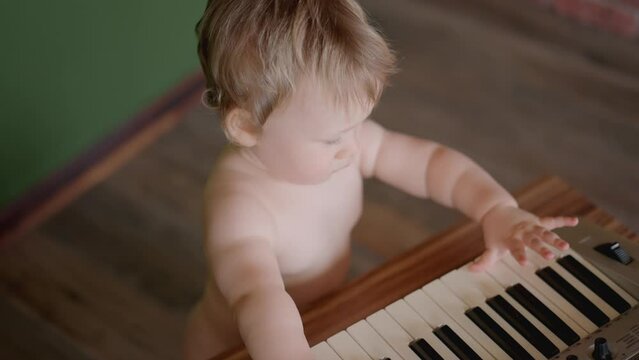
top-left (527, 250), bottom-right (619, 320)
top-left (404, 290), bottom-right (495, 359)
top-left (404, 289), bottom-right (495, 360)
top-left (327, 331), bottom-right (372, 360)
top-left (461, 264), bottom-right (567, 351)
top-left (459, 264), bottom-right (505, 298)
top-left (347, 320), bottom-right (403, 360)
top-left (312, 341), bottom-right (343, 360)
top-left (367, 310), bottom-right (420, 360)
top-left (440, 270), bottom-right (485, 306)
top-left (486, 260), bottom-right (588, 338)
top-left (502, 253), bottom-right (598, 333)
top-left (385, 300), bottom-right (459, 360)
top-left (556, 248), bottom-right (638, 306)
top-left (425, 279), bottom-right (512, 359)
top-left (441, 270), bottom-right (546, 360)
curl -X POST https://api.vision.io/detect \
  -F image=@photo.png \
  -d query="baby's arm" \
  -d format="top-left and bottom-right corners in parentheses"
top-left (204, 191), bottom-right (313, 360)
top-left (358, 119), bottom-right (515, 221)
top-left (358, 120), bottom-right (577, 269)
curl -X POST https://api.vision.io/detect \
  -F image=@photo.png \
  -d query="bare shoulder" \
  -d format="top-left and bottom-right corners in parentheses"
top-left (357, 119), bottom-right (386, 178)
top-left (203, 164), bottom-right (285, 306)
top-left (203, 150), bottom-right (276, 251)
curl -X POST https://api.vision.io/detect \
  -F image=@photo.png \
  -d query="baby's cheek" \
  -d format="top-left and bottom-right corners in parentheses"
top-left (298, 151), bottom-right (332, 177)
top-left (269, 149), bottom-right (322, 184)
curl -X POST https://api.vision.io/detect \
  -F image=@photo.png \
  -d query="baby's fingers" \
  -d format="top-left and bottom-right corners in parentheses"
top-left (469, 249), bottom-right (500, 272)
top-left (538, 216), bottom-right (579, 230)
top-left (525, 234), bottom-right (555, 260)
top-left (510, 241), bottom-right (528, 266)
top-left (540, 229), bottom-right (569, 250)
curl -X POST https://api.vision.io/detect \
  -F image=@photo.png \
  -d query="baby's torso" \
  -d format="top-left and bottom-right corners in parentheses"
top-left (268, 163), bottom-right (362, 277)
top-left (208, 148), bottom-right (364, 304)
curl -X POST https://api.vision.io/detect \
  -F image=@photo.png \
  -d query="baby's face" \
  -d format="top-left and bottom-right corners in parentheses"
top-left (249, 78), bottom-right (373, 185)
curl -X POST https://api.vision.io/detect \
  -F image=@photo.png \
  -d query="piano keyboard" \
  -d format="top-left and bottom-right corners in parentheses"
top-left (312, 221), bottom-right (639, 360)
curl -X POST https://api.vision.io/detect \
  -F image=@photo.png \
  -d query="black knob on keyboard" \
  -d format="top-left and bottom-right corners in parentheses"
top-left (594, 242), bottom-right (633, 264)
top-left (592, 337), bottom-right (612, 360)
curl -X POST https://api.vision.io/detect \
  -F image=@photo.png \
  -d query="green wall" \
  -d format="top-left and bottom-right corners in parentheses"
top-left (0, 1), bottom-right (204, 208)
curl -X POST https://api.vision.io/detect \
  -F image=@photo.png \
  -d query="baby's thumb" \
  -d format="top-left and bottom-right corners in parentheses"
top-left (538, 216), bottom-right (579, 230)
top-left (469, 249), bottom-right (499, 272)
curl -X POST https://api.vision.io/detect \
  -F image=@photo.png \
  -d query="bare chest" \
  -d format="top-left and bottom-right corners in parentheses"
top-left (267, 166), bottom-right (364, 281)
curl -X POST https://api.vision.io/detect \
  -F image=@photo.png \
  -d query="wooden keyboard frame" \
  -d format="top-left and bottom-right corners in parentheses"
top-left (213, 176), bottom-right (638, 360)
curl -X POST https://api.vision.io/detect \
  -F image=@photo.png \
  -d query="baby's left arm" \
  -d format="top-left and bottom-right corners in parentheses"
top-left (358, 120), bottom-right (578, 271)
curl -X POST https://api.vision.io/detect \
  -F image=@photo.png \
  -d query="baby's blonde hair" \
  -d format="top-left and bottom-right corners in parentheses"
top-left (195, 0), bottom-right (397, 127)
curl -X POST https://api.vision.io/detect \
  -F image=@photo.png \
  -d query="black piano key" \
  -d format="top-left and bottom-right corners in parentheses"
top-left (409, 338), bottom-right (443, 360)
top-left (536, 266), bottom-right (610, 327)
top-left (487, 294), bottom-right (560, 358)
top-left (557, 255), bottom-right (631, 313)
top-left (465, 306), bottom-right (534, 360)
top-left (433, 325), bottom-right (482, 360)
top-left (506, 283), bottom-right (580, 346)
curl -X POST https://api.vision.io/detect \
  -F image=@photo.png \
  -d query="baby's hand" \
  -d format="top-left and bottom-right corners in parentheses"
top-left (469, 204), bottom-right (579, 272)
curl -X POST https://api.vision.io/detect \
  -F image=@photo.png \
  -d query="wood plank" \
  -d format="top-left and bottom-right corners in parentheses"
top-left (352, 199), bottom-right (436, 259)
top-left (421, 0), bottom-right (639, 79)
top-left (0, 231), bottom-right (185, 360)
top-left (361, 0), bottom-right (639, 233)
top-left (40, 161), bottom-right (207, 310)
top-left (0, 295), bottom-right (95, 360)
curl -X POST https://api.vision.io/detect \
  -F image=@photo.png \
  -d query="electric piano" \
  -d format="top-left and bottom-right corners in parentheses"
top-left (213, 177), bottom-right (639, 360)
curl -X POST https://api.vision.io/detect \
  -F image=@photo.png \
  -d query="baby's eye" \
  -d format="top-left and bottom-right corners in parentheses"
top-left (324, 137), bottom-right (342, 145)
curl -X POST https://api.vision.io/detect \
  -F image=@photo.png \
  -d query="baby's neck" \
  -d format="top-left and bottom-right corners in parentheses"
top-left (237, 146), bottom-right (268, 172)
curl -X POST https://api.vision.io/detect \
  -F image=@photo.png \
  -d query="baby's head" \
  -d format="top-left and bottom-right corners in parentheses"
top-left (196, 0), bottom-right (396, 184)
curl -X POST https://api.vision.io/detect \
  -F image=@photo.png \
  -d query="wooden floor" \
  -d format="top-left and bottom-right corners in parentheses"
top-left (1, 0), bottom-right (638, 358)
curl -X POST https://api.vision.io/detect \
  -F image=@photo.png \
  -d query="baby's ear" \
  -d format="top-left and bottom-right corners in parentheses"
top-left (224, 108), bottom-right (262, 147)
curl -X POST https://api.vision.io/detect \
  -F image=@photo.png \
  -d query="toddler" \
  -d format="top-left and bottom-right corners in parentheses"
top-left (184, 0), bottom-right (578, 359)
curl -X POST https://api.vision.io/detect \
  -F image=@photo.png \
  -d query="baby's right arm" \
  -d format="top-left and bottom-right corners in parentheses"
top-left (204, 191), bottom-right (313, 360)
